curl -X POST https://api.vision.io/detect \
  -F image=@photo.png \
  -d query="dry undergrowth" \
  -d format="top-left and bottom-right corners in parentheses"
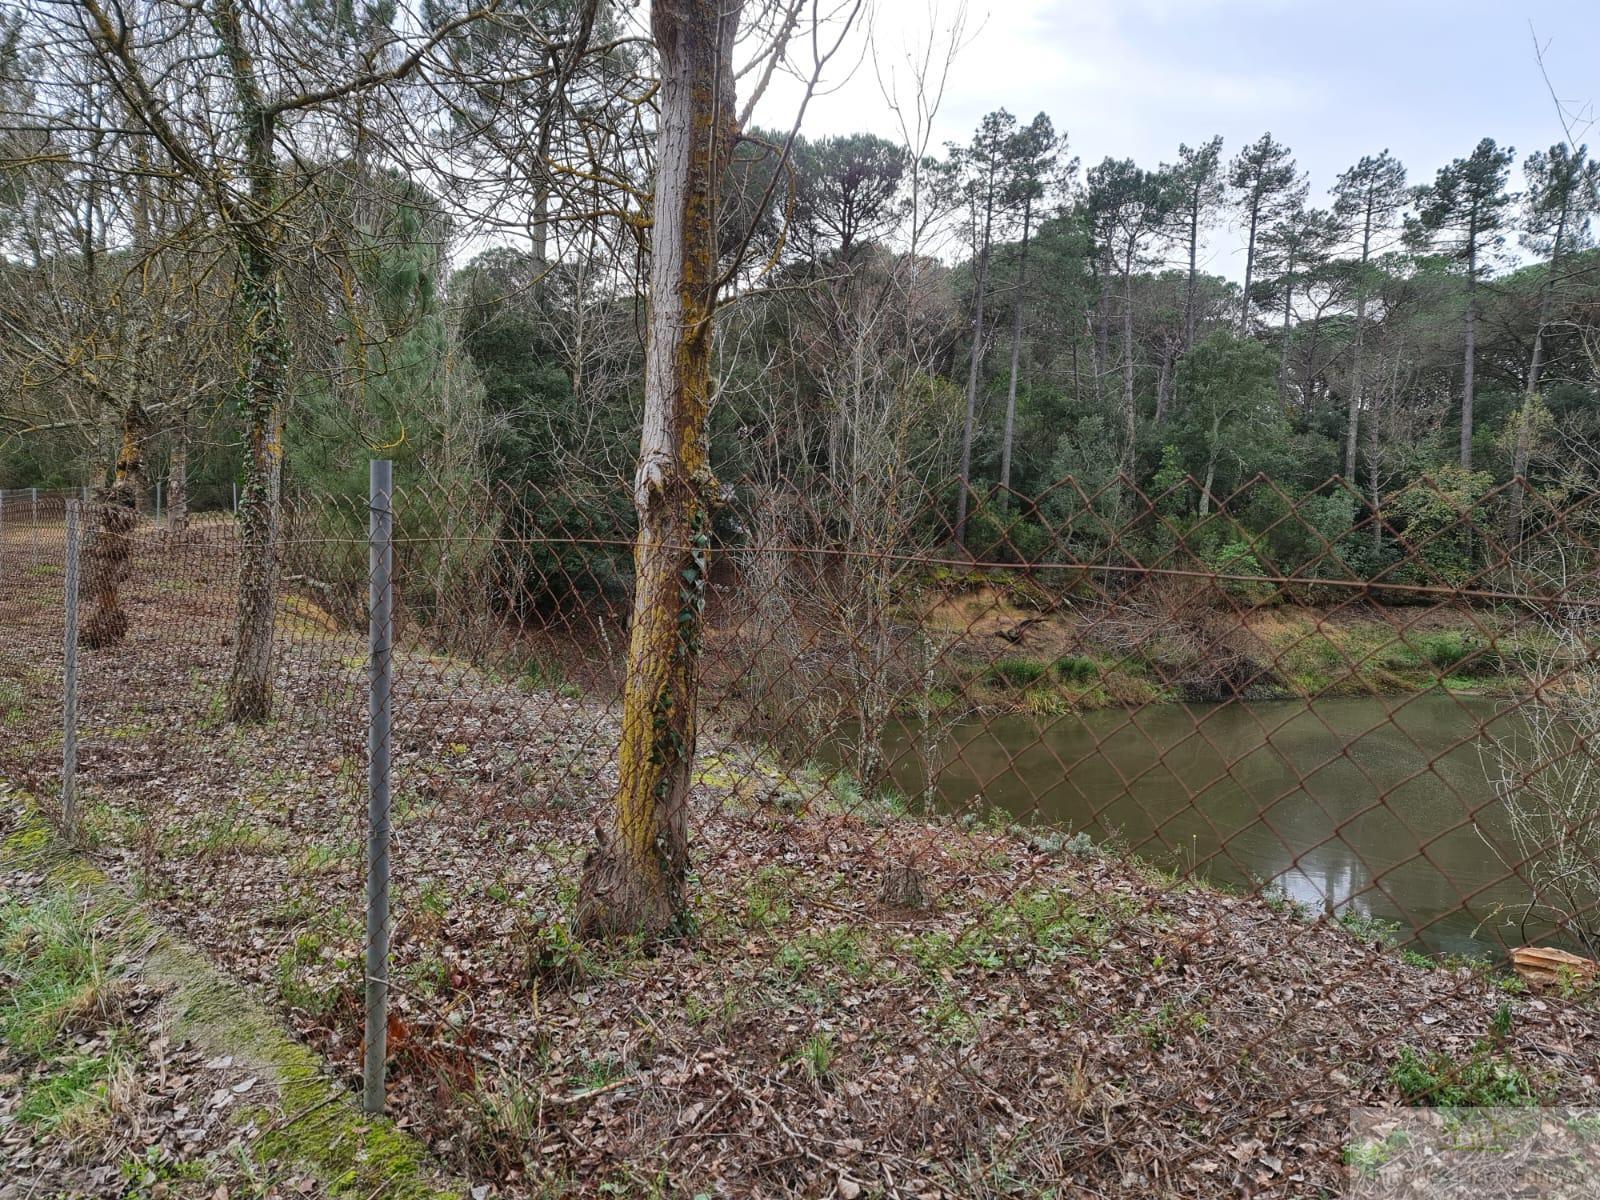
top-left (2, 527), bottom-right (1598, 1198)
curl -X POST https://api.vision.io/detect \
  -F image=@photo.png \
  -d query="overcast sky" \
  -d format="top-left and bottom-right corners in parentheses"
top-left (758, 0), bottom-right (1598, 276)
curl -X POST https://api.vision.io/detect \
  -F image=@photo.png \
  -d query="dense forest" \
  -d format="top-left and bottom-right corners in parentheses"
top-left (2, 2), bottom-right (1598, 592)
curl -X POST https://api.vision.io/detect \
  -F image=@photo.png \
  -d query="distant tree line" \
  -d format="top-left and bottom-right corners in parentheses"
top-left (4, 6), bottom-right (1600, 607)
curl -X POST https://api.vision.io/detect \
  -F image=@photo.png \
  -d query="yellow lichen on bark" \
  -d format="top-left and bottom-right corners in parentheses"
top-left (576, 0), bottom-right (738, 940)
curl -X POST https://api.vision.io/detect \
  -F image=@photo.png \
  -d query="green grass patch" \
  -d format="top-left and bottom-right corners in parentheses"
top-left (0, 678), bottom-right (25, 724)
top-left (1, 891), bottom-right (117, 1055)
top-left (15, 1047), bottom-right (121, 1131)
top-left (774, 926), bottom-right (874, 981)
top-left (1388, 1043), bottom-right (1535, 1107)
top-left (986, 657), bottom-right (1049, 687)
top-left (1052, 654), bottom-right (1100, 684)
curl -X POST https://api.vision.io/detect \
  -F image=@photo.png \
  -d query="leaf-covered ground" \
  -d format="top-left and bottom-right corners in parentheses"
top-left (2, 523), bottom-right (1598, 1197)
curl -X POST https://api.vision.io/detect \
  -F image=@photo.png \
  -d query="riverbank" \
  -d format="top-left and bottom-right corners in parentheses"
top-left (921, 580), bottom-right (1537, 717)
top-left (2, 536), bottom-right (1598, 1196)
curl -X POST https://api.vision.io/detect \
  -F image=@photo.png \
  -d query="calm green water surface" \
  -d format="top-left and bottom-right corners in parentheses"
top-left (870, 694), bottom-right (1554, 959)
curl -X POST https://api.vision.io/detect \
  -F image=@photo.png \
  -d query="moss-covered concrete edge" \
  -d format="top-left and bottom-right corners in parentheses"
top-left (0, 786), bottom-right (464, 1199)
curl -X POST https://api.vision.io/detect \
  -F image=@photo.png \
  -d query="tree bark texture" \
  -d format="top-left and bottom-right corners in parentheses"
top-left (214, 0), bottom-right (287, 722)
top-left (577, 0), bottom-right (739, 940)
top-left (81, 400), bottom-right (146, 649)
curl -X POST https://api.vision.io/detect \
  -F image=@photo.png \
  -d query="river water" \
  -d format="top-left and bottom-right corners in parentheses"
top-left (867, 693), bottom-right (1564, 959)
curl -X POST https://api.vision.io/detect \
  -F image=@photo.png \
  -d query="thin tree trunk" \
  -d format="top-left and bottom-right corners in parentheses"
top-left (1153, 340), bottom-right (1172, 426)
top-left (168, 412), bottom-right (189, 537)
top-left (955, 187), bottom-right (995, 547)
top-left (1199, 454), bottom-right (1218, 518)
top-left (1184, 194), bottom-right (1200, 351)
top-left (1277, 252), bottom-right (1295, 407)
top-left (1120, 271), bottom-right (1136, 480)
top-left (1344, 203), bottom-right (1376, 480)
top-left (1462, 260), bottom-right (1476, 471)
top-left (1507, 206), bottom-right (1568, 543)
top-left (1303, 309), bottom-right (1323, 411)
top-left (1071, 311), bottom-right (1083, 407)
top-left (1093, 266), bottom-right (1109, 388)
top-left (998, 194), bottom-right (1031, 507)
top-left (1239, 203), bottom-right (1260, 333)
top-left (1344, 293), bottom-right (1367, 479)
top-left (1370, 353), bottom-right (1396, 556)
top-left (577, 0), bottom-right (738, 940)
top-left (532, 100), bottom-right (553, 271)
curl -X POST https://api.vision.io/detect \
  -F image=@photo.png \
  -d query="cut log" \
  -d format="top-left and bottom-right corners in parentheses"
top-left (1510, 946), bottom-right (1598, 988)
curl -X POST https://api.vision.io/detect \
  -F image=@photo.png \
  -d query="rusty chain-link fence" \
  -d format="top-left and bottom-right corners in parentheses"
top-left (2, 471), bottom-right (1599, 1196)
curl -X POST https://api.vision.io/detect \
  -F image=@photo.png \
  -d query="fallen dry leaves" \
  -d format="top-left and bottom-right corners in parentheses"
top-left (1, 523), bottom-right (1597, 1198)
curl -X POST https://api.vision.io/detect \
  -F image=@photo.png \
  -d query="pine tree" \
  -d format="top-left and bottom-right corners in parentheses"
top-left (1408, 138), bottom-right (1516, 470)
top-left (1166, 136), bottom-right (1225, 351)
top-left (1228, 133), bottom-right (1305, 335)
top-left (1331, 151), bottom-right (1408, 479)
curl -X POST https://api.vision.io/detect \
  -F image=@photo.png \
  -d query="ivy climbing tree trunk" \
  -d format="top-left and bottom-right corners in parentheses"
top-left (576, 0), bottom-right (739, 940)
top-left (214, 0), bottom-right (287, 722)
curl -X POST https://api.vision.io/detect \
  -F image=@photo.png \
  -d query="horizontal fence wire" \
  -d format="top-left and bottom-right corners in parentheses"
top-left (2, 470), bottom-right (1599, 1196)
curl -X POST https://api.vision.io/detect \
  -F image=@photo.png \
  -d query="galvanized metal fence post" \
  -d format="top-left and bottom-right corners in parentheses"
top-left (62, 499), bottom-right (81, 837)
top-left (155, 480), bottom-right (163, 529)
top-left (363, 460), bottom-right (394, 1114)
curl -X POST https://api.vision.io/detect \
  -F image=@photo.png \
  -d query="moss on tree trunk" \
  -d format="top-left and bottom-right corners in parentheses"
top-left (576, 0), bottom-right (739, 940)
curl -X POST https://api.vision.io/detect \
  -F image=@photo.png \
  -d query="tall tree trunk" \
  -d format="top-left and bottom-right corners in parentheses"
top-left (955, 188), bottom-right (995, 547)
top-left (532, 95), bottom-right (553, 271)
top-left (1461, 250), bottom-right (1477, 471)
top-left (1344, 205), bottom-right (1376, 480)
top-left (1370, 354), bottom-right (1395, 557)
top-left (215, 0), bottom-right (287, 722)
top-left (998, 194), bottom-right (1031, 508)
top-left (1092, 265), bottom-right (1109, 389)
top-left (1071, 311), bottom-right (1083, 407)
top-left (1120, 272), bottom-right (1136, 481)
top-left (1238, 203), bottom-right (1260, 334)
top-left (1276, 253), bottom-right (1295, 407)
top-left (1344, 293), bottom-right (1368, 479)
top-left (1184, 194), bottom-right (1200, 351)
top-left (1303, 310), bottom-right (1323, 412)
top-left (577, 0), bottom-right (738, 940)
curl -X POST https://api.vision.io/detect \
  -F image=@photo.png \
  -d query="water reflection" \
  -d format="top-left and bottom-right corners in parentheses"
top-left (868, 694), bottom-right (1559, 959)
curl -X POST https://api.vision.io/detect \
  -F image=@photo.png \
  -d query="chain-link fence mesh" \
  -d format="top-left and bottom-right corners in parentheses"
top-left (3, 472), bottom-right (1598, 1195)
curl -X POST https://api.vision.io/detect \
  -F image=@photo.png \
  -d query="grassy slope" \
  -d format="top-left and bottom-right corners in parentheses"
top-left (0, 787), bottom-right (460, 1198)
